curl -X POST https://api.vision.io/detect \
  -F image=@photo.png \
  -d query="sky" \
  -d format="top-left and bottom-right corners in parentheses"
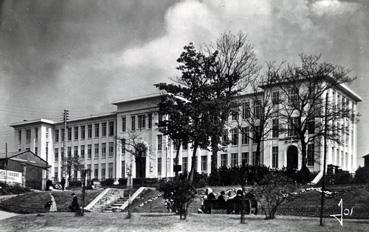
top-left (0, 0), bottom-right (368, 164)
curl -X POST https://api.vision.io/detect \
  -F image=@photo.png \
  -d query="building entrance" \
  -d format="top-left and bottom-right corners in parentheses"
top-left (287, 145), bottom-right (298, 170)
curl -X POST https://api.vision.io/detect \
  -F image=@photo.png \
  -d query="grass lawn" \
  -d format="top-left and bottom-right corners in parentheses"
top-left (0, 190), bottom-right (102, 214)
top-left (0, 212), bottom-right (368, 232)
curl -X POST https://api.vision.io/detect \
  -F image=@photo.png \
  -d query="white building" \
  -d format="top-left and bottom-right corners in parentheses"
top-left (10, 84), bottom-right (361, 182)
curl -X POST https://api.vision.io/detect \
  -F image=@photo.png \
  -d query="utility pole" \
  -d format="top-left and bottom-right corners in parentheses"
top-left (63, 109), bottom-right (69, 183)
top-left (320, 92), bottom-right (329, 226)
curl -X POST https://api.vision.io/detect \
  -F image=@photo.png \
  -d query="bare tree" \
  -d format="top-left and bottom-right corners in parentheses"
top-left (266, 54), bottom-right (357, 173)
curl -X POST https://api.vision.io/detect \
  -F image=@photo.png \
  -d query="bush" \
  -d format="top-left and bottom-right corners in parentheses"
top-left (193, 172), bottom-right (208, 188)
top-left (296, 166), bottom-right (312, 184)
top-left (354, 166), bottom-right (369, 184)
top-left (68, 181), bottom-right (82, 187)
top-left (102, 178), bottom-right (115, 186)
top-left (334, 170), bottom-right (353, 185)
top-left (0, 182), bottom-right (31, 195)
top-left (118, 178), bottom-right (127, 186)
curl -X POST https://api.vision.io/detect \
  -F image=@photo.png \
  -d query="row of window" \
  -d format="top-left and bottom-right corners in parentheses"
top-left (54, 142), bottom-right (114, 161)
top-left (121, 113), bottom-right (153, 132)
top-left (55, 121), bottom-right (115, 142)
top-left (19, 128), bottom-right (39, 145)
top-left (54, 163), bottom-right (114, 180)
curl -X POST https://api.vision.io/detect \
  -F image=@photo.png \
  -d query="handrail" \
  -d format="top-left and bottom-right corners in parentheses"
top-left (84, 188), bottom-right (111, 211)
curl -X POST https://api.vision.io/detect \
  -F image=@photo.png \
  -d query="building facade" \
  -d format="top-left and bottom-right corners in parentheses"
top-left (10, 85), bottom-right (361, 182)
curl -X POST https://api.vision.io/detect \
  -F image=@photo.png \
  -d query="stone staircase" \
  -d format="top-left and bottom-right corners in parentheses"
top-left (103, 192), bottom-right (130, 213)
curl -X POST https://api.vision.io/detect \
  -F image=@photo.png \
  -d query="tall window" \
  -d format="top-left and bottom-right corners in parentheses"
top-left (55, 129), bottom-right (59, 142)
top-left (81, 145), bottom-right (85, 159)
top-left (254, 100), bottom-right (262, 119)
top-left (252, 152), bottom-right (260, 166)
top-left (87, 164), bottom-right (91, 179)
top-left (54, 167), bottom-right (58, 181)
top-left (101, 164), bottom-right (106, 180)
top-left (18, 130), bottom-right (22, 144)
top-left (95, 123), bottom-right (99, 137)
top-left (138, 115), bottom-right (146, 129)
top-left (26, 129), bottom-right (31, 144)
top-left (102, 143), bottom-right (106, 158)
top-left (182, 157), bottom-right (188, 172)
top-left (109, 121), bottom-right (114, 136)
top-left (68, 127), bottom-right (72, 141)
top-left (61, 147), bottom-right (65, 159)
top-left (131, 116), bottom-right (136, 131)
top-left (182, 142), bottom-right (188, 150)
top-left (231, 153), bottom-right (238, 167)
top-left (157, 157), bottom-right (162, 176)
top-left (289, 88), bottom-right (299, 105)
top-left (67, 147), bottom-right (71, 159)
top-left (272, 91), bottom-right (279, 105)
top-left (35, 128), bottom-right (38, 142)
top-left (87, 145), bottom-right (92, 159)
top-left (157, 135), bottom-right (163, 151)
top-left (241, 127), bottom-right (249, 145)
top-left (74, 146), bottom-right (78, 158)
top-left (307, 144), bottom-right (315, 166)
top-left (241, 152), bottom-right (249, 166)
top-left (242, 101), bottom-right (250, 119)
top-left (201, 156), bottom-right (208, 172)
top-left (308, 119), bottom-right (315, 134)
top-left (231, 109), bottom-right (239, 121)
top-left (121, 139), bottom-right (125, 154)
top-left (121, 161), bottom-right (125, 178)
top-left (35, 147), bottom-right (38, 155)
top-left (148, 113), bottom-right (152, 129)
top-left (109, 142), bottom-right (114, 157)
top-left (272, 146), bottom-right (278, 168)
top-left (74, 127), bottom-right (78, 140)
top-left (158, 113), bottom-right (163, 123)
top-left (288, 117), bottom-right (298, 137)
top-left (272, 119), bottom-right (279, 138)
top-left (231, 129), bottom-right (238, 146)
top-left (121, 117), bottom-right (126, 132)
top-left (88, 125), bottom-right (92, 138)
top-left (54, 148), bottom-right (59, 162)
top-left (94, 164), bottom-right (99, 179)
top-left (81, 126), bottom-right (85, 140)
top-left (94, 144), bottom-right (99, 159)
top-left (108, 163), bottom-right (113, 178)
top-left (102, 122), bottom-right (107, 137)
top-left (221, 154), bottom-right (228, 167)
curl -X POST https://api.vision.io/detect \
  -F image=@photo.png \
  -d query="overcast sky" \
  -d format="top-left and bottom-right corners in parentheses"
top-left (0, 0), bottom-right (368, 164)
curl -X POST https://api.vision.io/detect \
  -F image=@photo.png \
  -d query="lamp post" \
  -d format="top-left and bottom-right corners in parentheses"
top-left (320, 92), bottom-right (329, 226)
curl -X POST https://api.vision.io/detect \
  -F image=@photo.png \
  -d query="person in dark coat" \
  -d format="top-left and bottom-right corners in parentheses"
top-left (69, 193), bottom-right (80, 212)
top-left (61, 177), bottom-right (66, 191)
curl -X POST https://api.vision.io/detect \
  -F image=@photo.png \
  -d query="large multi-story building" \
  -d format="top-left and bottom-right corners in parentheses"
top-left (10, 84), bottom-right (361, 182)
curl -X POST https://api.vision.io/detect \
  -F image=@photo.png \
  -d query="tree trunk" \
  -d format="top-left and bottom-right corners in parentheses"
top-left (174, 141), bottom-right (181, 177)
top-left (210, 136), bottom-right (218, 174)
top-left (188, 141), bottom-right (198, 183)
top-left (300, 138), bottom-right (307, 169)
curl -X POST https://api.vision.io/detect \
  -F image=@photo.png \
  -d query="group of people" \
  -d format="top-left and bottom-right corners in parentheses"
top-left (44, 192), bottom-right (80, 213)
top-left (198, 188), bottom-right (257, 214)
top-left (45, 178), bottom-right (66, 191)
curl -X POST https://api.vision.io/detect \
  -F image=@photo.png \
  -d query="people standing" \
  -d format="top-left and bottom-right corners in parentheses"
top-left (61, 177), bottom-right (66, 191)
top-left (49, 193), bottom-right (57, 212)
top-left (69, 193), bottom-right (80, 212)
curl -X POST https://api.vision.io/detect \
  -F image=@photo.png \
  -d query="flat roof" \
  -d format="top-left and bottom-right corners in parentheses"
top-left (112, 93), bottom-right (161, 105)
top-left (10, 118), bottom-right (56, 127)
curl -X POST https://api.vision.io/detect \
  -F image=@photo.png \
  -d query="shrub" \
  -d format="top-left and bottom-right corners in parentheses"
top-left (296, 166), bottom-right (312, 184)
top-left (354, 166), bottom-right (369, 184)
top-left (193, 172), bottom-right (208, 188)
top-left (0, 182), bottom-right (31, 195)
top-left (334, 170), bottom-right (353, 185)
top-left (102, 178), bottom-right (115, 186)
top-left (68, 181), bottom-right (82, 187)
top-left (118, 178), bottom-right (127, 186)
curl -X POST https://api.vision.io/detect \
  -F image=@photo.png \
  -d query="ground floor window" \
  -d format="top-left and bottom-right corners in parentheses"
top-left (121, 161), bottom-right (125, 178)
top-left (307, 144), bottom-right (314, 166)
top-left (241, 152), bottom-right (249, 166)
top-left (201, 156), bottom-right (207, 173)
top-left (252, 152), bottom-right (260, 166)
top-left (101, 164), bottom-right (106, 180)
top-left (221, 154), bottom-right (228, 167)
top-left (108, 162), bottom-right (113, 178)
top-left (157, 157), bottom-right (162, 177)
top-left (94, 164), bottom-right (98, 179)
top-left (231, 153), bottom-right (238, 167)
top-left (272, 146), bottom-right (278, 168)
top-left (182, 157), bottom-right (188, 173)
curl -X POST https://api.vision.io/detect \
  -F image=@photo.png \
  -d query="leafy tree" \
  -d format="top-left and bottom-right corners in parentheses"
top-left (155, 43), bottom-right (214, 183)
top-left (266, 54), bottom-right (357, 173)
top-left (62, 155), bottom-right (82, 182)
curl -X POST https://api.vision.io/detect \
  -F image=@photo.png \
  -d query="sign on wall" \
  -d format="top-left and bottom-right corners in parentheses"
top-left (0, 169), bottom-right (22, 184)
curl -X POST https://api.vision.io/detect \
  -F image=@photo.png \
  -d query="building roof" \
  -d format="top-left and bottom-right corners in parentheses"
top-left (112, 93), bottom-right (161, 105)
top-left (337, 84), bottom-right (362, 102)
top-left (54, 112), bottom-right (116, 125)
top-left (10, 119), bottom-right (56, 127)
top-left (0, 150), bottom-right (49, 169)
